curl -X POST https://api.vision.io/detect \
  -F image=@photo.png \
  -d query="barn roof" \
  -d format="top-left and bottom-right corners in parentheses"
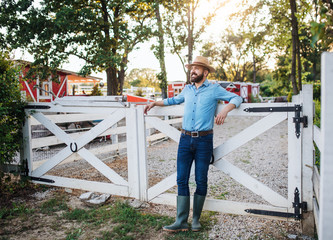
top-left (14, 60), bottom-right (103, 81)
top-left (219, 82), bottom-right (237, 89)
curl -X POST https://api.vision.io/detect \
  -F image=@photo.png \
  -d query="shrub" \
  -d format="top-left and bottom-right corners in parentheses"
top-left (135, 88), bottom-right (144, 97)
top-left (90, 84), bottom-right (103, 96)
top-left (0, 52), bottom-right (26, 183)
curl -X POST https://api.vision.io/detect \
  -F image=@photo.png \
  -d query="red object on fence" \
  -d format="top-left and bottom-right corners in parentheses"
top-left (126, 94), bottom-right (155, 103)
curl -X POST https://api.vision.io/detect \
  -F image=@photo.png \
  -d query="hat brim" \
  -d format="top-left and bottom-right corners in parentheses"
top-left (185, 62), bottom-right (215, 73)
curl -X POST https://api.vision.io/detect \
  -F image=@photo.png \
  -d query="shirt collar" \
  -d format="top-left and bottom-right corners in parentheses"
top-left (191, 79), bottom-right (210, 88)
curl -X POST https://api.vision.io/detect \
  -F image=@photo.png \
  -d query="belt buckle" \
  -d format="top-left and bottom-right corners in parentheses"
top-left (191, 131), bottom-right (199, 138)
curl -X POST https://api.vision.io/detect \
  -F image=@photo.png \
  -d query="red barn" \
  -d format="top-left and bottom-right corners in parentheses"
top-left (168, 81), bottom-right (186, 98)
top-left (167, 81), bottom-right (260, 103)
top-left (17, 61), bottom-right (102, 102)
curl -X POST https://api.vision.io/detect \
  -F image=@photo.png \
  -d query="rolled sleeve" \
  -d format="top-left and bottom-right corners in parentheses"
top-left (215, 85), bottom-right (242, 108)
top-left (229, 95), bottom-right (242, 108)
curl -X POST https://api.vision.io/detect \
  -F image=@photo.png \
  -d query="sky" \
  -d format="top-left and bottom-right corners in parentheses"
top-left (13, 0), bottom-right (247, 83)
top-left (126, 0), bottom-right (247, 82)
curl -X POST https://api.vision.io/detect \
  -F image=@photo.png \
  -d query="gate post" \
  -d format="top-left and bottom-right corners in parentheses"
top-left (22, 111), bottom-right (33, 175)
top-left (319, 52), bottom-right (333, 240)
top-left (126, 105), bottom-right (148, 201)
top-left (300, 84), bottom-right (314, 236)
top-left (288, 94), bottom-right (302, 207)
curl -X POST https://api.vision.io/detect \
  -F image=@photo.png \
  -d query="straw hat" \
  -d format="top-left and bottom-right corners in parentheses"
top-left (185, 56), bottom-right (215, 73)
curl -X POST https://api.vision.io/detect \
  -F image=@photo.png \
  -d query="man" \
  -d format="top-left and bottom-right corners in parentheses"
top-left (144, 56), bottom-right (242, 232)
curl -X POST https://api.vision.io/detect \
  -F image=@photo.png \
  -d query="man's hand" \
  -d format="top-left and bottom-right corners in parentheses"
top-left (215, 108), bottom-right (228, 125)
top-left (215, 103), bottom-right (236, 125)
top-left (144, 102), bottom-right (156, 115)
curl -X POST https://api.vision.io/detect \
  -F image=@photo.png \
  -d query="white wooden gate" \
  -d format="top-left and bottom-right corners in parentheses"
top-left (144, 86), bottom-right (313, 219)
top-left (22, 87), bottom-right (314, 222)
top-left (23, 97), bottom-right (132, 197)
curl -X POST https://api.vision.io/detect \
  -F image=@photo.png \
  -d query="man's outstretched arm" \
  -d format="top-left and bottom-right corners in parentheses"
top-left (144, 100), bottom-right (165, 114)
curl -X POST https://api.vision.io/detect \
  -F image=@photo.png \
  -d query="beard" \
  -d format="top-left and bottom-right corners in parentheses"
top-left (190, 72), bottom-right (204, 83)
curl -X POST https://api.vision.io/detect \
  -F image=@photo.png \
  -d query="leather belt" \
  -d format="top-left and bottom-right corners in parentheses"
top-left (181, 129), bottom-right (213, 137)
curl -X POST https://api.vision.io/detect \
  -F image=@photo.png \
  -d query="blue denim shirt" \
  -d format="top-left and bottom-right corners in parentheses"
top-left (163, 80), bottom-right (242, 131)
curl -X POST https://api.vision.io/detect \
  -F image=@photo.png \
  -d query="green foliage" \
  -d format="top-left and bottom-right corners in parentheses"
top-left (0, 0), bottom-right (155, 95)
top-left (90, 84), bottom-right (103, 96)
top-left (66, 228), bottom-right (82, 240)
top-left (1, 190), bottom-right (219, 240)
top-left (157, 70), bottom-right (168, 97)
top-left (0, 52), bottom-right (26, 182)
top-left (314, 100), bottom-right (321, 128)
top-left (152, 2), bottom-right (168, 98)
top-left (313, 100), bottom-right (321, 168)
top-left (64, 201), bottom-right (175, 239)
top-left (260, 76), bottom-right (289, 97)
top-left (249, 94), bottom-right (261, 103)
top-left (310, 1), bottom-right (333, 50)
top-left (125, 68), bottom-right (160, 91)
top-left (313, 81), bottom-right (321, 101)
top-left (200, 0), bottom-right (329, 98)
top-left (130, 79), bottom-right (141, 87)
top-left (0, 202), bottom-right (34, 219)
top-left (287, 91), bottom-right (293, 103)
top-left (40, 195), bottom-right (69, 214)
top-left (135, 88), bottom-right (144, 97)
top-left (163, 0), bottom-right (220, 81)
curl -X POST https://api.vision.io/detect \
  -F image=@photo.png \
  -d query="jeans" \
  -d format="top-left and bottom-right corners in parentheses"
top-left (177, 132), bottom-right (213, 196)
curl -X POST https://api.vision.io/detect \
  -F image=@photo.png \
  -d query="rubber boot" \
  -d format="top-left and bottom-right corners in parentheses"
top-left (192, 193), bottom-right (206, 232)
top-left (163, 195), bottom-right (190, 232)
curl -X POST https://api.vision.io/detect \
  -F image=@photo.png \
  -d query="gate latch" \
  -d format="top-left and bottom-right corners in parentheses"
top-left (244, 104), bottom-right (308, 138)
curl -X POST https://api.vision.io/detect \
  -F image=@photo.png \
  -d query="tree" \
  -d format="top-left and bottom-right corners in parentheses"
top-left (311, 0), bottom-right (333, 52)
top-left (0, 0), bottom-right (155, 95)
top-left (152, 1), bottom-right (168, 99)
top-left (259, 0), bottom-right (331, 95)
top-left (125, 68), bottom-right (160, 90)
top-left (289, 0), bottom-right (302, 94)
top-left (163, 0), bottom-right (221, 83)
top-left (0, 52), bottom-right (26, 173)
top-left (200, 40), bottom-right (232, 80)
top-left (231, 1), bottom-right (270, 83)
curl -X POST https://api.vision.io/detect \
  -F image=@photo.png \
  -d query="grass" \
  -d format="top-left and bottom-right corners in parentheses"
top-left (40, 194), bottom-right (69, 214)
top-left (0, 202), bottom-right (34, 219)
top-left (66, 228), bottom-right (83, 240)
top-left (0, 187), bottom-right (219, 240)
top-left (61, 199), bottom-right (210, 239)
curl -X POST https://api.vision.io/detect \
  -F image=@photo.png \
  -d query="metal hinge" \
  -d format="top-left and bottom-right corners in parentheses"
top-left (24, 105), bottom-right (51, 109)
top-left (244, 104), bottom-right (308, 138)
top-left (22, 159), bottom-right (55, 184)
top-left (245, 188), bottom-right (307, 220)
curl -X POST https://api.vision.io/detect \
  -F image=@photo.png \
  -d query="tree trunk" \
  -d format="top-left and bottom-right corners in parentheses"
top-left (290, 0), bottom-right (299, 95)
top-left (253, 54), bottom-right (256, 83)
top-left (106, 67), bottom-right (119, 95)
top-left (297, 42), bottom-right (302, 91)
top-left (118, 68), bottom-right (125, 95)
top-left (186, 3), bottom-right (193, 84)
top-left (154, 2), bottom-right (168, 99)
